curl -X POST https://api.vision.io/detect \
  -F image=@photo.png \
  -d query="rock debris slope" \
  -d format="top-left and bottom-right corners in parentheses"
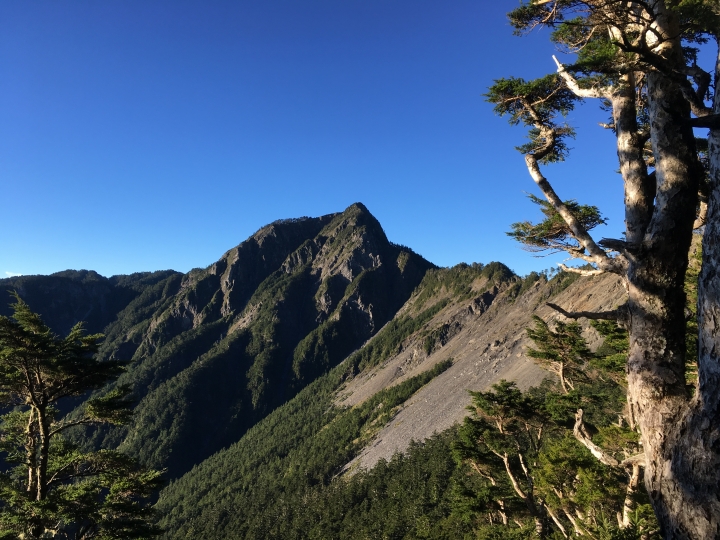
top-left (339, 269), bottom-right (625, 472)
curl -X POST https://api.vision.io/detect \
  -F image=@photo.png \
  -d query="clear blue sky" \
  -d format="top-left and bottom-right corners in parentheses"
top-left (1, 0), bottom-right (627, 278)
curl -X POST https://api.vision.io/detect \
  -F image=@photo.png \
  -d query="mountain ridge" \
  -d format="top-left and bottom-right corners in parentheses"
top-left (2, 203), bottom-right (435, 479)
top-left (0, 204), bottom-right (628, 538)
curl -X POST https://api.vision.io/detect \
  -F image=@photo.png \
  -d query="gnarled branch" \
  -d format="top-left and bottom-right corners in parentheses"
top-left (546, 302), bottom-right (629, 325)
top-left (557, 263), bottom-right (604, 276)
top-left (525, 154), bottom-right (624, 275)
top-left (573, 409), bottom-right (620, 467)
top-left (553, 56), bottom-right (610, 99)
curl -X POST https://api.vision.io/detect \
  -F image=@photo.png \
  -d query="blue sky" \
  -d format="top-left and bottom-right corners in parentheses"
top-left (0, 0), bottom-right (628, 278)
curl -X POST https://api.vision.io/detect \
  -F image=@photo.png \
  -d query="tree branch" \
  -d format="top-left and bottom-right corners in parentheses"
top-left (598, 237), bottom-right (642, 254)
top-left (693, 197), bottom-right (708, 230)
top-left (686, 114), bottom-right (720, 129)
top-left (524, 154), bottom-right (625, 274)
top-left (553, 56), bottom-right (610, 99)
top-left (621, 453), bottom-right (646, 468)
top-left (47, 457), bottom-right (81, 487)
top-left (684, 64), bottom-right (711, 106)
top-left (557, 263), bottom-right (604, 276)
top-left (49, 417), bottom-right (101, 438)
top-left (544, 503), bottom-right (569, 538)
top-left (546, 302), bottom-right (629, 324)
top-left (496, 451), bottom-right (528, 500)
top-left (469, 460), bottom-right (497, 486)
top-left (573, 409), bottom-right (620, 467)
top-left (622, 462), bottom-right (641, 528)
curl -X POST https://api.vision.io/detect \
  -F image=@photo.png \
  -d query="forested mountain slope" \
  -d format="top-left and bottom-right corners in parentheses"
top-left (154, 264), bottom-right (626, 538)
top-left (1, 203), bottom-right (433, 480)
top-left (0, 269), bottom-right (182, 336)
top-left (0, 204), bottom-right (629, 537)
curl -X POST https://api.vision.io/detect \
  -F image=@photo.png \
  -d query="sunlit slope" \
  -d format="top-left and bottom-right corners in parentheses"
top-left (153, 265), bottom-right (624, 538)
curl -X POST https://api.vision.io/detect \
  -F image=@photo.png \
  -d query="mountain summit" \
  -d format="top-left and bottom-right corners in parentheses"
top-left (2, 203), bottom-right (433, 478)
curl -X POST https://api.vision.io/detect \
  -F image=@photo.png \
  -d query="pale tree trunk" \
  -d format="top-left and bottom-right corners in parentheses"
top-left (611, 72), bottom-right (654, 246)
top-left (623, 5), bottom-right (719, 536)
top-left (36, 403), bottom-right (50, 501)
top-left (627, 65), bottom-right (698, 537)
top-left (622, 463), bottom-right (641, 529)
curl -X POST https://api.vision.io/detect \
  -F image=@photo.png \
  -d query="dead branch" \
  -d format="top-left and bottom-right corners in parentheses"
top-left (553, 55), bottom-right (610, 99)
top-left (573, 409), bottom-right (621, 467)
top-left (557, 263), bottom-right (604, 276)
top-left (546, 302), bottom-right (629, 324)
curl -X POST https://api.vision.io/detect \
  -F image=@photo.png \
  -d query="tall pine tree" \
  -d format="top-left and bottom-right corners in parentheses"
top-left (0, 294), bottom-right (162, 540)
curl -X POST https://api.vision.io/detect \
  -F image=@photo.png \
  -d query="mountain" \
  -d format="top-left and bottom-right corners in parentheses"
top-left (0, 203), bottom-right (627, 538)
top-left (152, 262), bottom-right (624, 538)
top-left (0, 269), bottom-right (182, 336)
top-left (1, 203), bottom-right (433, 479)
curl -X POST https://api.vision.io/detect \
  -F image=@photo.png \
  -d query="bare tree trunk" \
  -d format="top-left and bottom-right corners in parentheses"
top-left (611, 72), bottom-right (654, 245)
top-left (658, 44), bottom-right (720, 540)
top-left (36, 403), bottom-right (50, 501)
top-left (628, 74), bottom-right (698, 538)
top-left (25, 407), bottom-right (37, 496)
top-left (622, 463), bottom-right (641, 528)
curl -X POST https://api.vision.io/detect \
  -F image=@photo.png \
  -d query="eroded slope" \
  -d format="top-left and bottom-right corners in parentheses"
top-left (339, 269), bottom-right (625, 471)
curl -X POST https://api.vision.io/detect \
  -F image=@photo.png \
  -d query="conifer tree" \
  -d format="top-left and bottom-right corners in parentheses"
top-left (455, 313), bottom-right (661, 538)
top-left (489, 2), bottom-right (720, 536)
top-left (0, 294), bottom-right (162, 539)
top-left (526, 316), bottom-right (590, 393)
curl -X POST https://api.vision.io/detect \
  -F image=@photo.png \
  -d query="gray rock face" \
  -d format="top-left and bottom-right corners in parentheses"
top-left (13, 203), bottom-right (433, 479)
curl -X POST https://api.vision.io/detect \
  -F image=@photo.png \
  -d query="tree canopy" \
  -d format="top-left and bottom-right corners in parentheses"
top-left (0, 294), bottom-right (162, 540)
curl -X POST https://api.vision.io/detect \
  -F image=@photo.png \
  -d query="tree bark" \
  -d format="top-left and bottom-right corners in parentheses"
top-left (622, 462), bottom-right (641, 528)
top-left (657, 43), bottom-right (720, 539)
top-left (623, 5), bottom-right (710, 537)
top-left (611, 73), bottom-right (655, 245)
top-left (36, 403), bottom-right (49, 501)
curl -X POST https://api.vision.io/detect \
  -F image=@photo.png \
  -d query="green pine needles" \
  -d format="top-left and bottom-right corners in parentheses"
top-left (0, 295), bottom-right (162, 540)
top-left (453, 316), bottom-right (658, 539)
top-left (508, 194), bottom-right (607, 253)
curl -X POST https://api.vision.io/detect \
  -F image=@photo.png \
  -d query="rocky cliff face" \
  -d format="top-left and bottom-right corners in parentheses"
top-left (2, 203), bottom-right (433, 479)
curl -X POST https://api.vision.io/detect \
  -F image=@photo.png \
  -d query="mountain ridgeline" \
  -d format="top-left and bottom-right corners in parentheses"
top-left (1, 203), bottom-right (629, 538)
top-left (1, 204), bottom-right (434, 479)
